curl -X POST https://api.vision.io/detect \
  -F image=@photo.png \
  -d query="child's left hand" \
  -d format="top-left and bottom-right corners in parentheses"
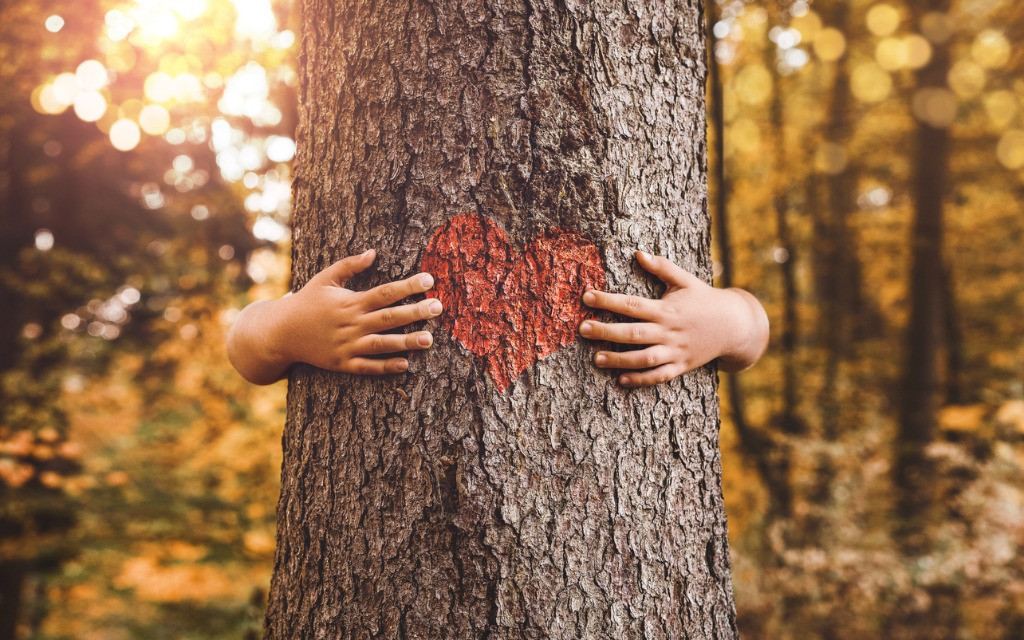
top-left (579, 251), bottom-right (769, 387)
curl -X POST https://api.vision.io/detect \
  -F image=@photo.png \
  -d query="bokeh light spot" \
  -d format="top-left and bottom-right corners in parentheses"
top-left (139, 104), bottom-right (171, 135)
top-left (972, 30), bottom-right (1010, 69)
top-left (76, 60), bottom-right (108, 91)
top-left (38, 84), bottom-right (68, 114)
top-left (35, 229), bottom-right (55, 251)
top-left (866, 4), bottom-right (901, 37)
top-left (735, 64), bottom-right (773, 106)
top-left (983, 91), bottom-right (1018, 129)
top-left (996, 130), bottom-right (1024, 170)
top-left (729, 118), bottom-right (761, 155)
top-left (875, 37), bottom-right (907, 71)
top-left (144, 72), bottom-right (175, 103)
top-left (791, 11), bottom-right (822, 42)
top-left (912, 88), bottom-right (958, 128)
top-left (45, 15), bottom-right (64, 33)
top-left (904, 35), bottom-right (932, 69)
top-left (921, 12), bottom-right (953, 45)
top-left (52, 72), bottom-right (79, 106)
top-left (948, 60), bottom-right (986, 98)
top-left (74, 91), bottom-right (108, 122)
top-left (814, 28), bottom-right (847, 62)
top-left (851, 63), bottom-right (892, 103)
top-left (110, 119), bottom-right (142, 152)
top-left (266, 136), bottom-right (296, 163)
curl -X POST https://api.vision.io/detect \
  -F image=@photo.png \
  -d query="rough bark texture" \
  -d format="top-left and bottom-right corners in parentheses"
top-left (265, 0), bottom-right (737, 638)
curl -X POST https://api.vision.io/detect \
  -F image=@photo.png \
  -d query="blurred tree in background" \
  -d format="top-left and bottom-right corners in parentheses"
top-left (1, 0), bottom-right (295, 637)
top-left (0, 0), bottom-right (1023, 638)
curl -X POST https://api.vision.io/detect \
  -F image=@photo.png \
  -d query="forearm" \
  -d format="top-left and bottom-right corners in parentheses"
top-left (717, 288), bottom-right (770, 373)
top-left (226, 298), bottom-right (294, 385)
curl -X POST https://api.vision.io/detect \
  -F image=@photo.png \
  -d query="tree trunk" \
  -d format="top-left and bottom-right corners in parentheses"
top-left (707, 0), bottom-right (780, 514)
top-left (265, 1), bottom-right (738, 638)
top-left (941, 259), bottom-right (965, 405)
top-left (815, 0), bottom-right (856, 444)
top-left (895, 0), bottom-right (952, 545)
top-left (0, 562), bottom-right (25, 640)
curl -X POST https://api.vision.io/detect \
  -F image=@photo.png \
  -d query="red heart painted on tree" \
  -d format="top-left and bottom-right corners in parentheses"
top-left (421, 215), bottom-right (606, 392)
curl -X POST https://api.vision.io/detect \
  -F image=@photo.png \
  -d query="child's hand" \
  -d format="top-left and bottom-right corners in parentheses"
top-left (226, 249), bottom-right (443, 385)
top-left (579, 251), bottom-right (769, 388)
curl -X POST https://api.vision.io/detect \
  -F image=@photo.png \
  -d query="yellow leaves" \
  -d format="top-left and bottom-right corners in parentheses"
top-left (995, 401), bottom-right (1024, 433)
top-left (105, 470), bottom-right (129, 486)
top-left (167, 540), bottom-right (207, 561)
top-left (939, 404), bottom-right (988, 434)
top-left (0, 458), bottom-right (34, 488)
top-left (243, 529), bottom-right (276, 556)
top-left (114, 556), bottom-right (237, 603)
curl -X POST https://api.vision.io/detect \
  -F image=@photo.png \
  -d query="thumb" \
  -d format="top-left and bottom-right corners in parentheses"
top-left (321, 249), bottom-right (376, 286)
top-left (636, 251), bottom-right (703, 289)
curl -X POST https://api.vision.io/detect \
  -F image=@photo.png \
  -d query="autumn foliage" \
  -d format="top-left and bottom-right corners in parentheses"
top-left (1, 0), bottom-right (1023, 638)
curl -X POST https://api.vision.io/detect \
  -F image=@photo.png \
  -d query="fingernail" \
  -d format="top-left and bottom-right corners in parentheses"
top-left (595, 353), bottom-right (606, 366)
top-left (580, 322), bottom-right (592, 335)
top-left (363, 248), bottom-right (375, 257)
top-left (639, 251), bottom-right (651, 261)
top-left (419, 273), bottom-right (434, 289)
top-left (418, 333), bottom-right (432, 346)
top-left (582, 291), bottom-right (596, 305)
top-left (397, 360), bottom-right (409, 371)
top-left (428, 299), bottom-right (443, 315)
top-left (620, 375), bottom-right (632, 385)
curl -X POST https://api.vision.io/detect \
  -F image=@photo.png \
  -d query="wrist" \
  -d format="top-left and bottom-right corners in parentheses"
top-left (263, 294), bottom-right (300, 368)
top-left (717, 288), bottom-right (767, 372)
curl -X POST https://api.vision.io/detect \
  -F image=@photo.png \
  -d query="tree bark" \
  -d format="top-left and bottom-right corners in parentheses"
top-left (265, 1), bottom-right (738, 638)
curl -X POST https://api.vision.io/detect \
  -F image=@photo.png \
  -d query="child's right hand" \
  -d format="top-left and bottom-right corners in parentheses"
top-left (226, 249), bottom-right (443, 385)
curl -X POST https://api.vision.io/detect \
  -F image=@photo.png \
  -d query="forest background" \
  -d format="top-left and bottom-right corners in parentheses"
top-left (1, 0), bottom-right (1022, 638)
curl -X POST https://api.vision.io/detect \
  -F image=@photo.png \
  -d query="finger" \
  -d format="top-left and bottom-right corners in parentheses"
top-left (636, 251), bottom-right (703, 289)
top-left (363, 298), bottom-right (443, 332)
top-left (344, 357), bottom-right (409, 375)
top-left (361, 272), bottom-right (436, 310)
top-left (322, 249), bottom-right (376, 286)
top-left (594, 346), bottom-right (672, 370)
top-left (353, 332), bottom-right (433, 355)
top-left (579, 321), bottom-right (662, 345)
top-left (619, 363), bottom-right (682, 388)
top-left (582, 290), bottom-right (660, 321)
